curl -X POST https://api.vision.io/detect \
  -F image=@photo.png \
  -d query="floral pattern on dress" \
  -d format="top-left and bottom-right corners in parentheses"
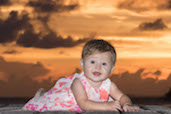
top-left (22, 72), bottom-right (112, 112)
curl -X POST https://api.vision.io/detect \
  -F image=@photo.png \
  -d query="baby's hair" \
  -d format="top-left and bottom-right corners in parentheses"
top-left (82, 39), bottom-right (117, 65)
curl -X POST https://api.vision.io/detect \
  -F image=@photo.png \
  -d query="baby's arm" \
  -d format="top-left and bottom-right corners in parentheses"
top-left (71, 78), bottom-right (122, 111)
top-left (110, 82), bottom-right (139, 112)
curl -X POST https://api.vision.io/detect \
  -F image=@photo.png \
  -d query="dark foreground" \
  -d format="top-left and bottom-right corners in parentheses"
top-left (0, 104), bottom-right (171, 114)
top-left (0, 97), bottom-right (171, 114)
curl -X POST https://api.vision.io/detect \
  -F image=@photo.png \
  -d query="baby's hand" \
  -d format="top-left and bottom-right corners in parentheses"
top-left (106, 101), bottom-right (123, 112)
top-left (122, 104), bottom-right (140, 112)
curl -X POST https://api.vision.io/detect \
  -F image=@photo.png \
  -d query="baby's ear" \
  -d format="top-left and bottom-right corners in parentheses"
top-left (80, 59), bottom-right (84, 69)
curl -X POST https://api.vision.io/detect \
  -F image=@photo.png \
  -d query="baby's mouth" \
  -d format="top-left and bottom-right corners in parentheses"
top-left (93, 72), bottom-right (102, 76)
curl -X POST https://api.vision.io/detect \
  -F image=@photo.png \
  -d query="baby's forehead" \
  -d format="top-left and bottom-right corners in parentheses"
top-left (90, 51), bottom-right (112, 55)
top-left (85, 51), bottom-right (113, 59)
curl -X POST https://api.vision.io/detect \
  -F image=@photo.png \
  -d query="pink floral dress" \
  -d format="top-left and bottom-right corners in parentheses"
top-left (22, 72), bottom-right (112, 112)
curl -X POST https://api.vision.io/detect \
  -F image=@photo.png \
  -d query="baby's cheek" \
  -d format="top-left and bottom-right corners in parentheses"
top-left (86, 65), bottom-right (94, 70)
top-left (103, 67), bottom-right (111, 72)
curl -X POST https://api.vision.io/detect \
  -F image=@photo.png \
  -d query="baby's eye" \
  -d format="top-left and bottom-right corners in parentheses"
top-left (102, 62), bottom-right (107, 66)
top-left (91, 60), bottom-right (95, 64)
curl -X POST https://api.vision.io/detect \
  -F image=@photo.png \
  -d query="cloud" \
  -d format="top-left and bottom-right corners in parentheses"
top-left (153, 70), bottom-right (161, 76)
top-left (137, 18), bottom-right (168, 31)
top-left (16, 30), bottom-right (92, 48)
top-left (0, 62), bottom-right (170, 98)
top-left (0, 56), bottom-right (53, 97)
top-left (0, 56), bottom-right (49, 80)
top-left (111, 68), bottom-right (171, 97)
top-left (0, 1), bottom-right (88, 48)
top-left (27, 0), bottom-right (79, 13)
top-left (0, 0), bottom-right (11, 6)
top-left (0, 10), bottom-right (90, 48)
top-left (3, 49), bottom-right (19, 54)
top-left (0, 56), bottom-right (5, 62)
top-left (26, 0), bottom-right (79, 33)
top-left (116, 0), bottom-right (171, 12)
top-left (0, 66), bottom-right (171, 97)
top-left (34, 32), bottom-right (89, 48)
top-left (16, 27), bottom-right (40, 47)
top-left (0, 11), bottom-right (31, 43)
top-left (0, 74), bottom-right (55, 97)
top-left (159, 0), bottom-right (171, 10)
top-left (72, 68), bottom-right (82, 74)
top-left (0, 66), bottom-right (82, 97)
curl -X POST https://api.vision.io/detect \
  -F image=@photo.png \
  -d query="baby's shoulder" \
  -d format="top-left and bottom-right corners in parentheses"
top-left (71, 77), bottom-right (85, 93)
top-left (110, 81), bottom-right (119, 89)
top-left (71, 78), bottom-right (82, 86)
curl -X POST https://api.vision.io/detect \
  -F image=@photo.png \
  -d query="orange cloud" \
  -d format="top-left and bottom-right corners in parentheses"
top-left (116, 0), bottom-right (170, 12)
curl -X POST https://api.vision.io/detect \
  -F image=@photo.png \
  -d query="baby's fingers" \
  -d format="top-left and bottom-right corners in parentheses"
top-left (113, 104), bottom-right (123, 112)
top-left (123, 106), bottom-right (132, 112)
top-left (123, 106), bottom-right (140, 112)
top-left (113, 101), bottom-right (122, 111)
top-left (129, 106), bottom-right (140, 112)
top-left (112, 108), bottom-right (119, 112)
top-left (132, 106), bottom-right (140, 112)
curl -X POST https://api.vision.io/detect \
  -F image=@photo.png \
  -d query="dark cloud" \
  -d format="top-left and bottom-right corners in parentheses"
top-left (0, 66), bottom-right (82, 97)
top-left (0, 73), bottom-right (54, 97)
top-left (72, 68), bottom-right (82, 74)
top-left (35, 32), bottom-right (84, 48)
top-left (153, 70), bottom-right (162, 76)
top-left (0, 1), bottom-right (88, 48)
top-left (0, 57), bottom-right (52, 97)
top-left (164, 88), bottom-right (171, 100)
top-left (3, 49), bottom-right (19, 54)
top-left (0, 11), bottom-right (31, 43)
top-left (137, 18), bottom-right (168, 31)
top-left (111, 68), bottom-right (171, 97)
top-left (27, 0), bottom-right (79, 13)
top-left (168, 0), bottom-right (171, 9)
top-left (159, 0), bottom-right (171, 10)
top-left (0, 0), bottom-right (11, 6)
top-left (17, 30), bottom-right (91, 48)
top-left (0, 56), bottom-right (5, 62)
top-left (16, 28), bottom-right (40, 47)
top-left (27, 0), bottom-right (79, 33)
top-left (0, 57), bottom-right (49, 80)
top-left (25, 0), bottom-right (81, 48)
top-left (0, 10), bottom-right (90, 48)
top-left (0, 66), bottom-right (171, 97)
top-left (117, 0), bottom-right (141, 11)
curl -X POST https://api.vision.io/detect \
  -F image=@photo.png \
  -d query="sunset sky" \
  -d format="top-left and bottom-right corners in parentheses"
top-left (0, 0), bottom-right (171, 98)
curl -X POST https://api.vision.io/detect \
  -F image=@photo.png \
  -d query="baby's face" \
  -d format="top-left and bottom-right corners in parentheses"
top-left (80, 51), bottom-right (114, 84)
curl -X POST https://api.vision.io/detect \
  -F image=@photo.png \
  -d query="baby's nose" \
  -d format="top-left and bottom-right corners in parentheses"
top-left (95, 64), bottom-right (101, 70)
